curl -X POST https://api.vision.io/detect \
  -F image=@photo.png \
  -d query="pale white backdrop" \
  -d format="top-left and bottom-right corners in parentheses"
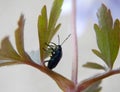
top-left (0, 0), bottom-right (120, 92)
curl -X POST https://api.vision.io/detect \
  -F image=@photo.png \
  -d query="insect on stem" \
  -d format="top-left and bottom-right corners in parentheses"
top-left (43, 34), bottom-right (71, 70)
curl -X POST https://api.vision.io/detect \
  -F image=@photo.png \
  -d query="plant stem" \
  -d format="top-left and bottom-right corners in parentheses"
top-left (71, 0), bottom-right (78, 85)
top-left (76, 69), bottom-right (120, 91)
top-left (25, 60), bottom-right (75, 92)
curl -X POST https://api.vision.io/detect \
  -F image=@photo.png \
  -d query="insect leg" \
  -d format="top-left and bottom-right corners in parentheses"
top-left (43, 60), bottom-right (49, 67)
top-left (45, 43), bottom-right (55, 50)
top-left (49, 42), bottom-right (57, 46)
top-left (45, 43), bottom-right (57, 53)
top-left (44, 43), bottom-right (56, 56)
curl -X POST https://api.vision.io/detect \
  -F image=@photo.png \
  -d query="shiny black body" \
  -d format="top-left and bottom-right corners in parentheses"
top-left (46, 45), bottom-right (62, 69)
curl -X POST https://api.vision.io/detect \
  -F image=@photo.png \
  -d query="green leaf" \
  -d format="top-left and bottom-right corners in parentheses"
top-left (0, 37), bottom-right (23, 67)
top-left (15, 14), bottom-right (32, 61)
top-left (83, 62), bottom-right (106, 70)
top-left (97, 4), bottom-right (113, 31)
top-left (48, 0), bottom-right (63, 41)
top-left (94, 4), bottom-right (120, 69)
top-left (83, 81), bottom-right (102, 92)
top-left (0, 61), bottom-right (22, 67)
top-left (0, 37), bottom-right (20, 60)
top-left (38, 0), bottom-right (63, 61)
top-left (38, 6), bottom-right (48, 61)
top-left (0, 15), bottom-right (33, 67)
top-left (92, 49), bottom-right (106, 62)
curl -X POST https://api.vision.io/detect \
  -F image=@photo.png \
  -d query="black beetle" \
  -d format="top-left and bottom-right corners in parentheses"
top-left (44, 34), bottom-right (71, 70)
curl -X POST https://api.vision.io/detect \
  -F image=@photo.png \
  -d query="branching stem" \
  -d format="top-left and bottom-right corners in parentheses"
top-left (76, 69), bottom-right (120, 91)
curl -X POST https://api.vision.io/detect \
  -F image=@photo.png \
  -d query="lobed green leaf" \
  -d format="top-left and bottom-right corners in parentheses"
top-left (38, 0), bottom-right (63, 61)
top-left (97, 4), bottom-right (113, 31)
top-left (15, 14), bottom-right (32, 61)
top-left (0, 37), bottom-right (20, 60)
top-left (48, 0), bottom-right (63, 41)
top-left (93, 4), bottom-right (120, 69)
top-left (0, 15), bottom-right (33, 67)
top-left (38, 6), bottom-right (48, 61)
top-left (83, 62), bottom-right (106, 71)
top-left (92, 49), bottom-right (106, 62)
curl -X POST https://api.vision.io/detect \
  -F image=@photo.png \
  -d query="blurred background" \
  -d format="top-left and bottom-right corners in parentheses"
top-left (0, 0), bottom-right (120, 92)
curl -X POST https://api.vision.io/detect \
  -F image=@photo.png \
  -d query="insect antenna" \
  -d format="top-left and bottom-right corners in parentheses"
top-left (58, 35), bottom-right (60, 45)
top-left (61, 34), bottom-right (71, 46)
